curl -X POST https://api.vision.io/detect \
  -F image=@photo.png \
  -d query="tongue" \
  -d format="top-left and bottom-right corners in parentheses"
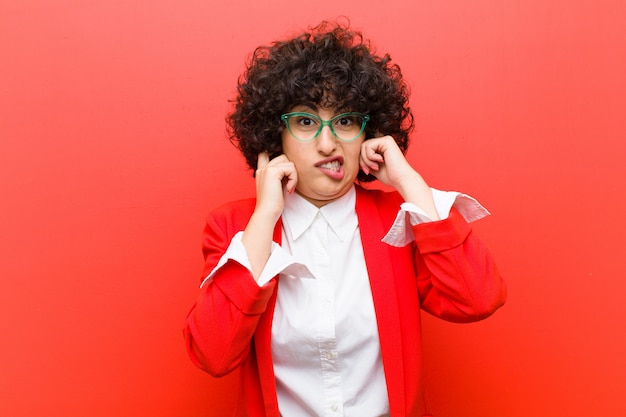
top-left (319, 165), bottom-right (344, 180)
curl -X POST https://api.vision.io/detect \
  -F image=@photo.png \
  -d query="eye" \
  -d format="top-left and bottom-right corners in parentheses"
top-left (336, 116), bottom-right (354, 127)
top-left (334, 115), bottom-right (362, 130)
top-left (294, 116), bottom-right (319, 129)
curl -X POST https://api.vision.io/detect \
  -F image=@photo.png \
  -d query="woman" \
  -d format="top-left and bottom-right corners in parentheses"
top-left (184, 21), bottom-right (506, 417)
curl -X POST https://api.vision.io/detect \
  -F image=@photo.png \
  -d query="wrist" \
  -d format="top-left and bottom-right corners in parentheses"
top-left (393, 170), bottom-right (424, 198)
top-left (395, 173), bottom-right (441, 221)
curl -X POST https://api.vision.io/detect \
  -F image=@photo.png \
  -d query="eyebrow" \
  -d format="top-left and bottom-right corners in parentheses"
top-left (290, 103), bottom-right (319, 113)
top-left (289, 104), bottom-right (353, 115)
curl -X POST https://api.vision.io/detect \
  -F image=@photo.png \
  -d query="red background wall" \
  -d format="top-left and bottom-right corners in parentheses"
top-left (1, 1), bottom-right (625, 416)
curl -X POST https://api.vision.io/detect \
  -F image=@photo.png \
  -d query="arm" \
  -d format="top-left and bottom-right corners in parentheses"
top-left (183, 212), bottom-right (277, 376)
top-left (361, 136), bottom-right (505, 320)
top-left (242, 152), bottom-right (297, 280)
top-left (184, 152), bottom-right (297, 376)
top-left (413, 208), bottom-right (506, 322)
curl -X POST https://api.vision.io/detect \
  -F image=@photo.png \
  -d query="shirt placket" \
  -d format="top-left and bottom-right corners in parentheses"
top-left (312, 212), bottom-right (343, 416)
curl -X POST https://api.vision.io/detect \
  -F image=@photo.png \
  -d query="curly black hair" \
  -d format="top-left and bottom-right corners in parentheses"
top-left (227, 20), bottom-right (414, 183)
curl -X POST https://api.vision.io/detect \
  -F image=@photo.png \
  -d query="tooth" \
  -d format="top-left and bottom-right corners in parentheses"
top-left (320, 160), bottom-right (341, 171)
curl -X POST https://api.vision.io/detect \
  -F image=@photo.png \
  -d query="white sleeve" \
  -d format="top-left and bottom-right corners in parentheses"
top-left (200, 231), bottom-right (314, 288)
top-left (381, 188), bottom-right (491, 247)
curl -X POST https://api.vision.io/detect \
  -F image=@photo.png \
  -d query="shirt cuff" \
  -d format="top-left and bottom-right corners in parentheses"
top-left (381, 188), bottom-right (490, 247)
top-left (200, 231), bottom-right (314, 288)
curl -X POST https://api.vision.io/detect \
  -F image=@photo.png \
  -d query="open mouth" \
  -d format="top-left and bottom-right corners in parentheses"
top-left (315, 156), bottom-right (345, 180)
top-left (318, 160), bottom-right (342, 172)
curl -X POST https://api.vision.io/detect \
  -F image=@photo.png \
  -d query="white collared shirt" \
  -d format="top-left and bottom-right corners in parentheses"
top-left (201, 186), bottom-right (488, 417)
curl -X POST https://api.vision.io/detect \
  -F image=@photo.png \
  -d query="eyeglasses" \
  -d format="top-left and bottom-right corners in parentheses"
top-left (280, 112), bottom-right (370, 142)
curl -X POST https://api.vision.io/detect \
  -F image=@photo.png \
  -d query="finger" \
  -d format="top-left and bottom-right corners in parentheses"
top-left (359, 157), bottom-right (371, 176)
top-left (360, 146), bottom-right (383, 172)
top-left (360, 154), bottom-right (379, 176)
top-left (362, 139), bottom-right (385, 158)
top-left (257, 152), bottom-right (270, 170)
top-left (282, 165), bottom-right (298, 194)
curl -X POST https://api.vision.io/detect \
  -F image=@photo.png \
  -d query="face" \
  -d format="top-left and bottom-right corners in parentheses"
top-left (281, 105), bottom-right (365, 207)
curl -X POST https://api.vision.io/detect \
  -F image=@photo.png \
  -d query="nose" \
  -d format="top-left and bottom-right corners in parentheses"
top-left (316, 125), bottom-right (337, 155)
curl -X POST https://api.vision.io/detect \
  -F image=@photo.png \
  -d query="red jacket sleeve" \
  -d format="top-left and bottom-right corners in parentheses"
top-left (183, 203), bottom-right (276, 377)
top-left (413, 207), bottom-right (507, 322)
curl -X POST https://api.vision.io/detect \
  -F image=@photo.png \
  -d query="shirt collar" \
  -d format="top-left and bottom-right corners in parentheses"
top-left (282, 185), bottom-right (357, 242)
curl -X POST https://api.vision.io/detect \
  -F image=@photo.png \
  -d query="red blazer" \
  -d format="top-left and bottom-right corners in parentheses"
top-left (184, 185), bottom-right (506, 417)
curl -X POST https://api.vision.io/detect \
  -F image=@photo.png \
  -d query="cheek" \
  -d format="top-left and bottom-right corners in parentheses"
top-left (346, 143), bottom-right (364, 164)
top-left (281, 139), bottom-right (310, 166)
top-left (280, 137), bottom-right (296, 161)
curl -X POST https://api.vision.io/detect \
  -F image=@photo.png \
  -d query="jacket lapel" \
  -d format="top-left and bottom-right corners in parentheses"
top-left (355, 187), bottom-right (406, 416)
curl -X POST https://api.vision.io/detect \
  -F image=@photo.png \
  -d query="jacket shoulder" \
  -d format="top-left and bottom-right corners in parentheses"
top-left (199, 198), bottom-right (257, 278)
top-left (208, 198), bottom-right (256, 224)
top-left (202, 198), bottom-right (256, 249)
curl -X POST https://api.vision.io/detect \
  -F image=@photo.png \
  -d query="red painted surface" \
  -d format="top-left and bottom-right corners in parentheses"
top-left (1, 1), bottom-right (625, 416)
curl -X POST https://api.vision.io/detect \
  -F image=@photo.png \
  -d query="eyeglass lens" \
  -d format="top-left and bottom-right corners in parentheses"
top-left (284, 113), bottom-right (367, 142)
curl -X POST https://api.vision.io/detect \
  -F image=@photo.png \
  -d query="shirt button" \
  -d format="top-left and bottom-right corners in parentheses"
top-left (331, 403), bottom-right (339, 412)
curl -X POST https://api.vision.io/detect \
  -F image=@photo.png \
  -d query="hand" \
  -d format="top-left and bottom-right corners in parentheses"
top-left (253, 152), bottom-right (298, 224)
top-left (359, 136), bottom-right (416, 189)
top-left (360, 136), bottom-right (440, 220)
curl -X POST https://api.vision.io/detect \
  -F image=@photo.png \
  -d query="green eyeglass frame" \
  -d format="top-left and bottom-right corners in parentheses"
top-left (280, 112), bottom-right (371, 142)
